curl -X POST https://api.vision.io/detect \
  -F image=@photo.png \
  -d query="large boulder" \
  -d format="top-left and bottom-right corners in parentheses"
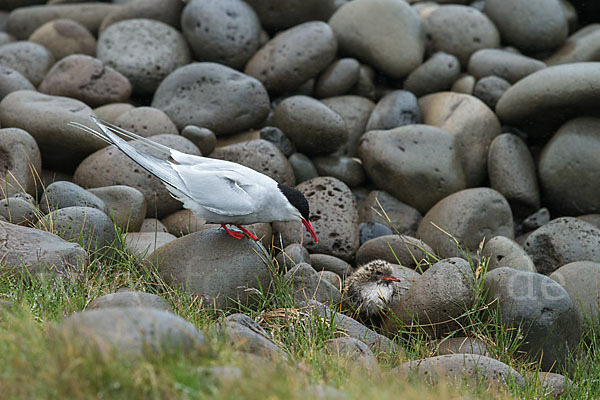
top-left (484, 268), bottom-right (581, 371)
top-left (328, 0), bottom-right (424, 79)
top-left (417, 188), bottom-right (514, 259)
top-left (272, 177), bottom-right (359, 261)
top-left (0, 127), bottom-right (41, 198)
top-left (0, 220), bottom-right (87, 276)
top-left (359, 125), bottom-right (466, 214)
top-left (152, 62), bottom-right (269, 134)
top-left (0, 90), bottom-right (105, 171)
top-left (524, 217), bottom-right (600, 275)
top-left (149, 228), bottom-right (273, 309)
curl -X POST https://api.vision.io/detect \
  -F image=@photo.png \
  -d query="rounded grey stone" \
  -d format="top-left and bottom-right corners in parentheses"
top-left (385, 258), bottom-right (476, 338)
top-left (546, 24), bottom-right (600, 65)
top-left (349, 64), bottom-right (376, 99)
top-left (38, 54), bottom-right (132, 108)
top-left (484, 267), bottom-right (581, 370)
top-left (309, 253), bottom-right (353, 278)
top-left (288, 153), bottom-right (318, 184)
top-left (324, 337), bottom-right (378, 370)
top-left (319, 270), bottom-right (342, 291)
top-left (114, 107), bottom-right (178, 137)
top-left (321, 95), bottom-right (375, 157)
top-left (6, 3), bottom-right (117, 40)
top-left (398, 354), bottom-right (524, 388)
top-left (56, 307), bottom-right (209, 357)
top-left (550, 261), bottom-right (600, 331)
top-left (87, 291), bottom-right (171, 311)
top-left (359, 125), bottom-right (466, 214)
top-left (244, 0), bottom-right (337, 31)
top-left (88, 185), bottom-right (146, 232)
top-left (100, 0), bottom-right (184, 32)
top-left (273, 95), bottom-right (348, 155)
top-left (468, 49), bottom-right (547, 84)
top-left (484, 0), bottom-right (568, 53)
top-left (472, 75), bottom-right (510, 109)
top-left (182, 125), bottom-right (216, 156)
top-left (359, 220), bottom-right (393, 246)
top-left (524, 217), bottom-right (600, 276)
top-left (0, 90), bottom-right (104, 171)
top-left (125, 231), bottom-right (177, 256)
top-left (223, 313), bottom-right (287, 359)
top-left (161, 209), bottom-right (204, 237)
top-left (496, 63), bottom-right (600, 132)
top-left (0, 220), bottom-right (87, 276)
top-left (488, 133), bottom-right (540, 217)
top-left (97, 18), bottom-right (191, 94)
top-left (437, 337), bottom-right (489, 356)
top-left (404, 52), bottom-right (461, 97)
top-left (259, 126), bottom-right (295, 158)
top-left (529, 371), bottom-right (572, 399)
top-left (0, 41), bottom-right (55, 86)
top-left (0, 127), bottom-right (42, 199)
top-left (329, 0), bottom-right (424, 79)
top-left (272, 177), bottom-right (359, 261)
top-left (482, 235), bottom-right (536, 273)
top-left (139, 218), bottom-right (168, 233)
top-left (522, 208), bottom-right (550, 232)
top-left (0, 197), bottom-right (37, 226)
top-left (417, 188), bottom-right (514, 259)
top-left (356, 234), bottom-right (435, 271)
top-left (314, 58), bottom-right (360, 99)
top-left (245, 21), bottom-right (337, 94)
top-left (152, 62), bottom-right (269, 134)
top-left (210, 139), bottom-right (295, 186)
top-left (357, 190), bottom-right (422, 236)
top-left (40, 181), bottom-right (106, 215)
top-left (425, 5), bottom-right (500, 66)
top-left (0, 65), bottom-right (34, 100)
top-left (365, 90), bottom-right (421, 132)
top-left (274, 243), bottom-right (309, 272)
top-left (312, 155), bottom-right (365, 188)
top-left (181, 0), bottom-right (261, 70)
top-left (93, 103), bottom-right (134, 124)
top-left (38, 206), bottom-right (116, 252)
top-left (451, 74), bottom-right (475, 94)
top-left (284, 263), bottom-right (341, 305)
top-left (539, 117), bottom-right (600, 216)
top-left (28, 18), bottom-right (96, 60)
top-left (151, 228), bottom-right (273, 309)
top-left (420, 92), bottom-right (501, 187)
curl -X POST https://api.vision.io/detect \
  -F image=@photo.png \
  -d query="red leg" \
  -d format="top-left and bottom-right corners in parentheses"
top-left (236, 225), bottom-right (259, 241)
top-left (221, 224), bottom-right (244, 240)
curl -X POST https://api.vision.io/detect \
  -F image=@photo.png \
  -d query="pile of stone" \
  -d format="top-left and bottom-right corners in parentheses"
top-left (0, 0), bottom-right (597, 392)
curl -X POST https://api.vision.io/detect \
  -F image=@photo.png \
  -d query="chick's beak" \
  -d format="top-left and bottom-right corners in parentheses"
top-left (302, 218), bottom-right (318, 243)
top-left (380, 276), bottom-right (400, 282)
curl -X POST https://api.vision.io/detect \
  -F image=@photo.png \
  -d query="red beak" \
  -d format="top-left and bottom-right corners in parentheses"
top-left (380, 276), bottom-right (400, 282)
top-left (301, 218), bottom-right (318, 243)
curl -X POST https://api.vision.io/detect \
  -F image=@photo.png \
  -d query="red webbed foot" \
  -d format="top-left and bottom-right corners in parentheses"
top-left (221, 224), bottom-right (244, 240)
top-left (236, 225), bottom-right (259, 241)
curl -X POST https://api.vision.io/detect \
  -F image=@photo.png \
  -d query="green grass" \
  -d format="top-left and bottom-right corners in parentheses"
top-left (0, 209), bottom-right (599, 400)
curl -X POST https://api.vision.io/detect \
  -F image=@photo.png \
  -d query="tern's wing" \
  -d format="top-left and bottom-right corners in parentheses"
top-left (172, 165), bottom-right (259, 216)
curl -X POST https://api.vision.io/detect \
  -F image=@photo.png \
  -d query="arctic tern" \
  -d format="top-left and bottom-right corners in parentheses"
top-left (70, 117), bottom-right (318, 243)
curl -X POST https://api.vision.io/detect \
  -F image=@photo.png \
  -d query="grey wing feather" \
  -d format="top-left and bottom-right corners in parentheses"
top-left (92, 118), bottom-right (192, 197)
top-left (173, 165), bottom-right (257, 215)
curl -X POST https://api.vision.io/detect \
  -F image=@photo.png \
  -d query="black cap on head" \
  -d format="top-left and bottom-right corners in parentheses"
top-left (278, 183), bottom-right (310, 220)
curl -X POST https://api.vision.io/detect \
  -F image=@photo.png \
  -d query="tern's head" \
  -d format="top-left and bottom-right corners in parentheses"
top-left (350, 260), bottom-right (400, 284)
top-left (278, 183), bottom-right (318, 243)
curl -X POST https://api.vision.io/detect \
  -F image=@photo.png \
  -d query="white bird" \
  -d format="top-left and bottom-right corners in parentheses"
top-left (70, 117), bottom-right (318, 243)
